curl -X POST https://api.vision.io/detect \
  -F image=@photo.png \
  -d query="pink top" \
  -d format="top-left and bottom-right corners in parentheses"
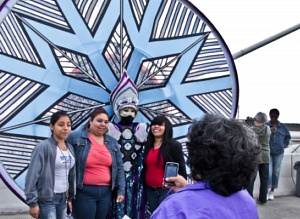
top-left (83, 134), bottom-right (112, 185)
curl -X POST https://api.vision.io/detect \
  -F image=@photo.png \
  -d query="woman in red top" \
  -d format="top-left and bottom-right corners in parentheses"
top-left (144, 116), bottom-right (187, 214)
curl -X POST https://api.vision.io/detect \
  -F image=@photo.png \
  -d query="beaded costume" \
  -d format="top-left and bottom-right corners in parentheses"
top-left (108, 122), bottom-right (148, 219)
top-left (108, 72), bottom-right (148, 219)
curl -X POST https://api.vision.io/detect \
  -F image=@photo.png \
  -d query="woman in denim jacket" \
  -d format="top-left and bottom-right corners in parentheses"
top-left (265, 108), bottom-right (291, 200)
top-left (66, 107), bottom-right (125, 219)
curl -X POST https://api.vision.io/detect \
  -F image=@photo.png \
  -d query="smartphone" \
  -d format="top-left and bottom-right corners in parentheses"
top-left (164, 162), bottom-right (179, 186)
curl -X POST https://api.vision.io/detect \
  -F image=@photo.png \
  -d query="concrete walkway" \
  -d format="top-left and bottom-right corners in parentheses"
top-left (1, 177), bottom-right (300, 219)
top-left (0, 180), bottom-right (28, 215)
top-left (0, 196), bottom-right (300, 219)
top-left (257, 195), bottom-right (300, 219)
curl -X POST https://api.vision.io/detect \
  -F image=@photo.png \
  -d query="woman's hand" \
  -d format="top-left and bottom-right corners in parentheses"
top-left (67, 201), bottom-right (73, 215)
top-left (116, 195), bottom-right (125, 203)
top-left (29, 205), bottom-right (39, 218)
top-left (164, 175), bottom-right (188, 192)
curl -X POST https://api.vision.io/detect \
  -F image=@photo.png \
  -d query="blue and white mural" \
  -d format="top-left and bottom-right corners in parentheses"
top-left (0, 0), bottom-right (238, 203)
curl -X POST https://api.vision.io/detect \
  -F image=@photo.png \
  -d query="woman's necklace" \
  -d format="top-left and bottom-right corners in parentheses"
top-left (57, 145), bottom-right (71, 203)
top-left (154, 141), bottom-right (162, 149)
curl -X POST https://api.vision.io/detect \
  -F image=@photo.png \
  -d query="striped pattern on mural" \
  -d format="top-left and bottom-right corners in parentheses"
top-left (35, 93), bottom-right (107, 129)
top-left (189, 89), bottom-right (233, 118)
top-left (0, 134), bottom-right (42, 178)
top-left (13, 0), bottom-right (71, 31)
top-left (151, 0), bottom-right (206, 40)
top-left (184, 36), bottom-right (230, 82)
top-left (0, 71), bottom-right (47, 127)
top-left (139, 100), bottom-right (192, 126)
top-left (128, 0), bottom-right (149, 29)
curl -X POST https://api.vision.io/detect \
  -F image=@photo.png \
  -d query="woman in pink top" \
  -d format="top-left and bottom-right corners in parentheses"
top-left (67, 107), bottom-right (125, 219)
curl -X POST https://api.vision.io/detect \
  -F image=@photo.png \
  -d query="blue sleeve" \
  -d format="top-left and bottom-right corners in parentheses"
top-left (284, 126), bottom-right (291, 148)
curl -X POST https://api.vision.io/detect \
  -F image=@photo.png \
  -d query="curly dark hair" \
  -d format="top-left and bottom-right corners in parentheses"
top-left (187, 114), bottom-right (260, 196)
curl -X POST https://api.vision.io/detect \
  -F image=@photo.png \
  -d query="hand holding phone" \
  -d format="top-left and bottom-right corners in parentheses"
top-left (164, 162), bottom-right (179, 186)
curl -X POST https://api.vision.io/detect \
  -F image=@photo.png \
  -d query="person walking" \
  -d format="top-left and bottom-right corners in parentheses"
top-left (66, 107), bottom-right (125, 219)
top-left (25, 111), bottom-right (75, 219)
top-left (266, 108), bottom-right (291, 200)
top-left (144, 116), bottom-right (187, 214)
top-left (247, 112), bottom-right (271, 205)
top-left (150, 114), bottom-right (260, 219)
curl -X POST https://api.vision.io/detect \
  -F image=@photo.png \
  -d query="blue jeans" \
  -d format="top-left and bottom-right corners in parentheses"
top-left (38, 193), bottom-right (67, 219)
top-left (269, 153), bottom-right (284, 189)
top-left (145, 186), bottom-right (169, 214)
top-left (72, 185), bottom-right (111, 219)
top-left (247, 163), bottom-right (269, 203)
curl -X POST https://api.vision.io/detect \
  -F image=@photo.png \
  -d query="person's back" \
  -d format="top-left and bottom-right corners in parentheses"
top-left (152, 182), bottom-right (257, 219)
top-left (150, 114), bottom-right (260, 219)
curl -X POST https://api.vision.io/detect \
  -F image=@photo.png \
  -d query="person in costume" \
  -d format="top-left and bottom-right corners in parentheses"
top-left (108, 72), bottom-right (148, 219)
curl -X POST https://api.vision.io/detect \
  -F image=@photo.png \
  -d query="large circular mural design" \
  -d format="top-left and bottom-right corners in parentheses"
top-left (0, 0), bottom-right (238, 203)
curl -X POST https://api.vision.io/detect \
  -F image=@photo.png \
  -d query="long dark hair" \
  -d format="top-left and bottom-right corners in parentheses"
top-left (84, 107), bottom-right (109, 129)
top-left (144, 116), bottom-right (173, 165)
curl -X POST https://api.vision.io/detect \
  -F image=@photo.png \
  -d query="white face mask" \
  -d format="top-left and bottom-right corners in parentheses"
top-left (119, 107), bottom-right (136, 118)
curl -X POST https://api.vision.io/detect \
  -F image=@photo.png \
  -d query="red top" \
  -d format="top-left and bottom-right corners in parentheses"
top-left (83, 134), bottom-right (112, 185)
top-left (145, 148), bottom-right (164, 187)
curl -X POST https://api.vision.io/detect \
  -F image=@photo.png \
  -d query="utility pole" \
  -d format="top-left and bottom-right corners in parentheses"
top-left (233, 23), bottom-right (300, 60)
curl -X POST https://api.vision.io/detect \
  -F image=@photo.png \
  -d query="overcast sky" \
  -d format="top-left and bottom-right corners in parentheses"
top-left (190, 0), bottom-right (300, 123)
top-left (1, 0), bottom-right (299, 123)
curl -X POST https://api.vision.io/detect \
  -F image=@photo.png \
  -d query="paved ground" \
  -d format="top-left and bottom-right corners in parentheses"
top-left (1, 177), bottom-right (300, 219)
top-left (256, 195), bottom-right (300, 219)
top-left (0, 213), bottom-right (32, 219)
top-left (0, 195), bottom-right (299, 219)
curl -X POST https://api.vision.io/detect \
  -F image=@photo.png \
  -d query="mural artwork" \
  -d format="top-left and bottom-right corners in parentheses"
top-left (0, 0), bottom-right (238, 203)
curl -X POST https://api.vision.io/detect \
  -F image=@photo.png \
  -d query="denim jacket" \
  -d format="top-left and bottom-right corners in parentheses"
top-left (66, 128), bottom-right (125, 196)
top-left (266, 121), bottom-right (291, 155)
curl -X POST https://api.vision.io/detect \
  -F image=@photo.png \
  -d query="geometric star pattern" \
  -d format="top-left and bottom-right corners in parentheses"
top-left (0, 0), bottom-right (238, 202)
